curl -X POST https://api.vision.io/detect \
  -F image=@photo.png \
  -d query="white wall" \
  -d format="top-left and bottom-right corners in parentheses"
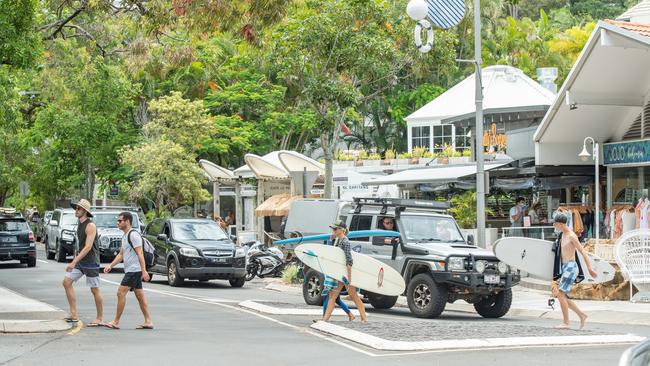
top-left (535, 142), bottom-right (604, 166)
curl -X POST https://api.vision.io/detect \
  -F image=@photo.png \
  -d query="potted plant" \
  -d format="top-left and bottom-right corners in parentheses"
top-left (420, 150), bottom-right (435, 165)
top-left (366, 152), bottom-right (381, 166)
top-left (411, 147), bottom-right (425, 164)
top-left (355, 149), bottom-right (368, 167)
top-left (449, 191), bottom-right (494, 242)
top-left (382, 149), bottom-right (395, 166)
top-left (437, 145), bottom-right (454, 164)
top-left (396, 152), bottom-right (411, 166)
top-left (335, 151), bottom-right (353, 167)
top-left (450, 149), bottom-right (469, 164)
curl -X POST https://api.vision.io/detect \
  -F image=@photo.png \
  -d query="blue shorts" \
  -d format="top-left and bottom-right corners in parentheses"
top-left (558, 261), bottom-right (578, 294)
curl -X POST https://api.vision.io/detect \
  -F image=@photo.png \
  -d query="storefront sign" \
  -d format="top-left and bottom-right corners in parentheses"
top-left (603, 139), bottom-right (650, 165)
top-left (483, 123), bottom-right (507, 150)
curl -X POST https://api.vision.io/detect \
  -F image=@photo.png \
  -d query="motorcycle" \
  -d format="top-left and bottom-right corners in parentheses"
top-left (243, 241), bottom-right (286, 281)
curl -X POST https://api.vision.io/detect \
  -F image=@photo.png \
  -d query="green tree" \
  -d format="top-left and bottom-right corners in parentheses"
top-left (0, 0), bottom-right (42, 67)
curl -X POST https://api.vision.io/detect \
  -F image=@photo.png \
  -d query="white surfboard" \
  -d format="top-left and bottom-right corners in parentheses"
top-left (295, 244), bottom-right (405, 296)
top-left (493, 237), bottom-right (615, 283)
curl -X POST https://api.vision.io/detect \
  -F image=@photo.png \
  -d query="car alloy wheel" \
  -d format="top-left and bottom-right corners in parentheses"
top-left (168, 262), bottom-right (177, 282)
top-left (413, 283), bottom-right (431, 310)
top-left (307, 275), bottom-right (321, 299)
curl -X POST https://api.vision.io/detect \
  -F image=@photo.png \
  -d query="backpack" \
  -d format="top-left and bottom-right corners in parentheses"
top-left (127, 230), bottom-right (155, 271)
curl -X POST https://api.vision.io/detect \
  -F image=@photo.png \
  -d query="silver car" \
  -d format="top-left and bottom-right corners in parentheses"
top-left (45, 208), bottom-right (77, 262)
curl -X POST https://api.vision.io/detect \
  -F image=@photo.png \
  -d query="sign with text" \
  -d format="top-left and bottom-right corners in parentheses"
top-left (603, 139), bottom-right (650, 165)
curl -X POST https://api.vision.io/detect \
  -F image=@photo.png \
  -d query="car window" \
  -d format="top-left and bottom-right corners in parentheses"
top-left (60, 213), bottom-right (77, 226)
top-left (172, 221), bottom-right (229, 241)
top-left (93, 213), bottom-right (120, 228)
top-left (400, 215), bottom-right (465, 243)
top-left (349, 215), bottom-right (372, 241)
top-left (0, 219), bottom-right (29, 231)
top-left (146, 219), bottom-right (163, 236)
top-left (51, 211), bottom-right (61, 223)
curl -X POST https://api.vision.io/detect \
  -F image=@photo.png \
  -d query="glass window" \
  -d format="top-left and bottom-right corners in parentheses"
top-left (60, 213), bottom-right (77, 226)
top-left (172, 221), bottom-right (229, 241)
top-left (93, 213), bottom-right (120, 228)
top-left (432, 125), bottom-right (453, 153)
top-left (455, 126), bottom-right (471, 152)
top-left (51, 211), bottom-right (61, 223)
top-left (349, 215), bottom-right (373, 241)
top-left (0, 219), bottom-right (29, 231)
top-left (146, 219), bottom-right (163, 236)
top-left (411, 126), bottom-right (430, 149)
top-left (400, 214), bottom-right (465, 243)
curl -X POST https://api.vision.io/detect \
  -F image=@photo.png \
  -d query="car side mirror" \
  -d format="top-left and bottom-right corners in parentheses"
top-left (157, 234), bottom-right (168, 241)
top-left (467, 234), bottom-right (475, 246)
top-left (230, 235), bottom-right (237, 243)
top-left (49, 220), bottom-right (58, 227)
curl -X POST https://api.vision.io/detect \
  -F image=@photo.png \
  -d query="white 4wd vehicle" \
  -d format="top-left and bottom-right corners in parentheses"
top-left (301, 198), bottom-right (520, 319)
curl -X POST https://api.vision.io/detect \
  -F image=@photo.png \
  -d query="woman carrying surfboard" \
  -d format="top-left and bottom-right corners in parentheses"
top-left (322, 220), bottom-right (368, 323)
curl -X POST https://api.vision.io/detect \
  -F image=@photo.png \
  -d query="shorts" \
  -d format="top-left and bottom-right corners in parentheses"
top-left (66, 267), bottom-right (100, 288)
top-left (558, 261), bottom-right (578, 294)
top-left (120, 272), bottom-right (143, 290)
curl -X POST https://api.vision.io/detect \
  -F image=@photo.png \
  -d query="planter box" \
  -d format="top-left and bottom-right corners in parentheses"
top-left (381, 159), bottom-right (393, 166)
top-left (364, 160), bottom-right (381, 166)
top-left (354, 160), bottom-right (364, 167)
top-left (395, 159), bottom-right (410, 166)
top-left (409, 158), bottom-right (420, 165)
top-left (449, 157), bottom-right (470, 164)
top-left (437, 157), bottom-right (449, 164)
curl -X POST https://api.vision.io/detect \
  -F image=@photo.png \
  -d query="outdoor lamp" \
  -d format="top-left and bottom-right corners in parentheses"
top-left (578, 145), bottom-right (591, 161)
top-left (406, 0), bottom-right (428, 21)
top-left (578, 136), bottom-right (600, 253)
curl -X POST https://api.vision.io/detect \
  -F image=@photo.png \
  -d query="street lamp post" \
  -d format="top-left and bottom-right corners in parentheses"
top-left (579, 137), bottom-right (599, 252)
top-left (407, 0), bottom-right (486, 247)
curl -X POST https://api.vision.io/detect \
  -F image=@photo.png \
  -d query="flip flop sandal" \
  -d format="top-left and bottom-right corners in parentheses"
top-left (64, 317), bottom-right (79, 322)
top-left (136, 325), bottom-right (154, 330)
top-left (105, 323), bottom-right (120, 329)
top-left (87, 322), bottom-right (104, 327)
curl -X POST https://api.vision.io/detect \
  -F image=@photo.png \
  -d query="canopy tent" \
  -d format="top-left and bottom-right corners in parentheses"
top-left (254, 193), bottom-right (308, 217)
top-left (199, 159), bottom-right (235, 181)
top-left (241, 152), bottom-right (289, 180)
top-left (278, 150), bottom-right (324, 174)
top-left (361, 161), bottom-right (511, 186)
top-left (405, 65), bottom-right (555, 125)
top-left (534, 20), bottom-right (650, 165)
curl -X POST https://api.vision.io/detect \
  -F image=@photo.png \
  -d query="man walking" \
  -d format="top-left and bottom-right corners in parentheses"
top-left (62, 199), bottom-right (104, 327)
top-left (552, 213), bottom-right (597, 330)
top-left (104, 211), bottom-right (153, 330)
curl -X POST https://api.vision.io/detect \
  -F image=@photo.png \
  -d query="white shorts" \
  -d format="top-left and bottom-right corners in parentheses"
top-left (65, 267), bottom-right (101, 288)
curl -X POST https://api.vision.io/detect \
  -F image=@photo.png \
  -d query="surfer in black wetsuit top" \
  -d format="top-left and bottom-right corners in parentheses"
top-left (322, 220), bottom-right (368, 323)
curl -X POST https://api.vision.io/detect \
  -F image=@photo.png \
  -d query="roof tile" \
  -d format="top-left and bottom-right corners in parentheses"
top-left (604, 19), bottom-right (650, 38)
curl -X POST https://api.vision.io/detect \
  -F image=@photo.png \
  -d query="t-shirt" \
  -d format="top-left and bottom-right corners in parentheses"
top-left (122, 229), bottom-right (143, 273)
top-left (509, 206), bottom-right (523, 225)
top-left (334, 237), bottom-right (353, 266)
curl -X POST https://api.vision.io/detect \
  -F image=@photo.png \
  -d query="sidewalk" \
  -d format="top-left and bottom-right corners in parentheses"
top-left (263, 279), bottom-right (650, 326)
top-left (0, 286), bottom-right (73, 333)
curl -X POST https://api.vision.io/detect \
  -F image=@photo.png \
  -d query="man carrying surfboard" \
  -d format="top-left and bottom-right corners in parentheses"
top-left (553, 213), bottom-right (598, 330)
top-left (322, 220), bottom-right (368, 323)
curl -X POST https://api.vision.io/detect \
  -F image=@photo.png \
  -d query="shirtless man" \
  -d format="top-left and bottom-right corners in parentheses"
top-left (552, 213), bottom-right (597, 330)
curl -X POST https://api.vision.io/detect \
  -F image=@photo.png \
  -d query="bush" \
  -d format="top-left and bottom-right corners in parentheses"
top-left (385, 148), bottom-right (395, 160)
top-left (368, 153), bottom-right (381, 160)
top-left (358, 149), bottom-right (369, 160)
top-left (397, 152), bottom-right (411, 159)
top-left (462, 149), bottom-right (471, 157)
top-left (281, 264), bottom-right (302, 284)
top-left (412, 146), bottom-right (427, 158)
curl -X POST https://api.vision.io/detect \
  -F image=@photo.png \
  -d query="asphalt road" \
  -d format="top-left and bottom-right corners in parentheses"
top-left (0, 243), bottom-right (647, 366)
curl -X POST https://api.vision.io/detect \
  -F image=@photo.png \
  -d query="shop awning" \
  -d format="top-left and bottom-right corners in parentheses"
top-left (278, 150), bottom-right (324, 174)
top-left (255, 194), bottom-right (303, 217)
top-left (534, 20), bottom-right (650, 165)
top-left (361, 161), bottom-right (512, 186)
top-left (199, 159), bottom-right (235, 181)
top-left (239, 152), bottom-right (290, 180)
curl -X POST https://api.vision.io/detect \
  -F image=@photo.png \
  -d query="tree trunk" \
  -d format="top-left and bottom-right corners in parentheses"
top-left (85, 157), bottom-right (95, 201)
top-left (320, 132), bottom-right (334, 198)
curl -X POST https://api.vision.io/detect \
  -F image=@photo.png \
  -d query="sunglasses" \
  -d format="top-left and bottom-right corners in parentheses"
top-left (116, 219), bottom-right (124, 223)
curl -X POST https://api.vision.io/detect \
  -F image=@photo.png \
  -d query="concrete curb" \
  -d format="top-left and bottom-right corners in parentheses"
top-left (310, 321), bottom-right (646, 351)
top-left (239, 300), bottom-right (361, 316)
top-left (1, 319), bottom-right (73, 334)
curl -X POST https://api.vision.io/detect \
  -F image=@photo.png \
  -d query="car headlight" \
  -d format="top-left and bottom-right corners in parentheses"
top-left (235, 247), bottom-right (246, 258)
top-left (498, 261), bottom-right (509, 274)
top-left (448, 257), bottom-right (466, 271)
top-left (179, 247), bottom-right (200, 258)
top-left (61, 232), bottom-right (74, 241)
top-left (99, 236), bottom-right (110, 248)
top-left (475, 260), bottom-right (487, 274)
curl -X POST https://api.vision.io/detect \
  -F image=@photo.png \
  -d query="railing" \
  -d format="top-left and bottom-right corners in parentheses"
top-left (500, 226), bottom-right (556, 240)
top-left (618, 337), bottom-right (650, 366)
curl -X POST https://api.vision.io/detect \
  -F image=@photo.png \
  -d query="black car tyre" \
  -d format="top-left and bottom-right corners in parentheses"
top-left (245, 261), bottom-right (258, 281)
top-left (302, 269), bottom-right (324, 306)
top-left (368, 293), bottom-right (398, 309)
top-left (46, 238), bottom-right (55, 260)
top-left (474, 288), bottom-right (512, 318)
top-left (229, 277), bottom-right (246, 288)
top-left (167, 259), bottom-right (184, 287)
top-left (406, 273), bottom-right (448, 318)
top-left (27, 257), bottom-right (36, 267)
top-left (55, 240), bottom-right (66, 263)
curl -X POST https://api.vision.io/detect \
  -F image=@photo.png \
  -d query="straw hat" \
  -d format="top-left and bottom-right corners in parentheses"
top-left (71, 199), bottom-right (93, 217)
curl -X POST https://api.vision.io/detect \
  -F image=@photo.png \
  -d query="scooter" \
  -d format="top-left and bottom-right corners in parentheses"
top-left (243, 241), bottom-right (286, 281)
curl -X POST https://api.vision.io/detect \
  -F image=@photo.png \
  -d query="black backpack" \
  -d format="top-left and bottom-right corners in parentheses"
top-left (127, 230), bottom-right (155, 271)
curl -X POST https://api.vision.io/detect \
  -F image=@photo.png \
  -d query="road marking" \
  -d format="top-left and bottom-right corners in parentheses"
top-left (37, 259), bottom-right (48, 264)
top-left (67, 320), bottom-right (83, 336)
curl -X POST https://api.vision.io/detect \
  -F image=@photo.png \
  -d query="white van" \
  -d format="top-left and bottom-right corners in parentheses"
top-left (283, 199), bottom-right (352, 237)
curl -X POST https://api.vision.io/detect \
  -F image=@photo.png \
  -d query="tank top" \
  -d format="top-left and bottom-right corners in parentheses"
top-left (76, 219), bottom-right (100, 266)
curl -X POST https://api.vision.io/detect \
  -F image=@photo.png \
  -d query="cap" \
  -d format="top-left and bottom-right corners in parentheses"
top-left (329, 219), bottom-right (347, 230)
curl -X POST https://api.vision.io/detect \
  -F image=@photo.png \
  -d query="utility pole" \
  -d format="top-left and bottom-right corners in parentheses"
top-left (474, 0), bottom-right (486, 248)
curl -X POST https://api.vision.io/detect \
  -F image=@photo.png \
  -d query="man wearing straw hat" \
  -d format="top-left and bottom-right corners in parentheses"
top-left (62, 199), bottom-right (105, 327)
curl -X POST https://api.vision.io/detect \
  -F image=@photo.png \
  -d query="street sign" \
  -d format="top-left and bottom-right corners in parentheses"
top-left (19, 181), bottom-right (29, 197)
top-left (425, 0), bottom-right (466, 29)
top-left (110, 183), bottom-right (119, 196)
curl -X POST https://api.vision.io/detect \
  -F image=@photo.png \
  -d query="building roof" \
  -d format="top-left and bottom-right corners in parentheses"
top-left (605, 19), bottom-right (650, 38)
top-left (361, 161), bottom-right (511, 186)
top-left (616, 0), bottom-right (650, 22)
top-left (405, 65), bottom-right (555, 124)
top-left (199, 159), bottom-right (235, 181)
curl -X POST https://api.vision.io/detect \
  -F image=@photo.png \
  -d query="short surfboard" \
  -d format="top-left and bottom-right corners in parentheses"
top-left (493, 237), bottom-right (615, 283)
top-left (294, 243), bottom-right (405, 296)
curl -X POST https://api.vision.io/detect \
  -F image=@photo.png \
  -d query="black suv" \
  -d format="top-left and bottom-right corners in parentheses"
top-left (144, 218), bottom-right (247, 287)
top-left (0, 208), bottom-right (37, 267)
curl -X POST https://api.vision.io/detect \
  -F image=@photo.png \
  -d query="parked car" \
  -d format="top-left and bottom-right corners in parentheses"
top-left (0, 207), bottom-right (36, 267)
top-left (34, 210), bottom-right (52, 242)
top-left (144, 218), bottom-right (246, 287)
top-left (92, 208), bottom-right (142, 262)
top-left (298, 197), bottom-right (520, 319)
top-left (45, 208), bottom-right (77, 262)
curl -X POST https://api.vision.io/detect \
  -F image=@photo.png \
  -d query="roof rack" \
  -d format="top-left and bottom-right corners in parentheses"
top-left (352, 197), bottom-right (450, 215)
top-left (0, 207), bottom-right (17, 215)
top-left (91, 205), bottom-right (140, 211)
